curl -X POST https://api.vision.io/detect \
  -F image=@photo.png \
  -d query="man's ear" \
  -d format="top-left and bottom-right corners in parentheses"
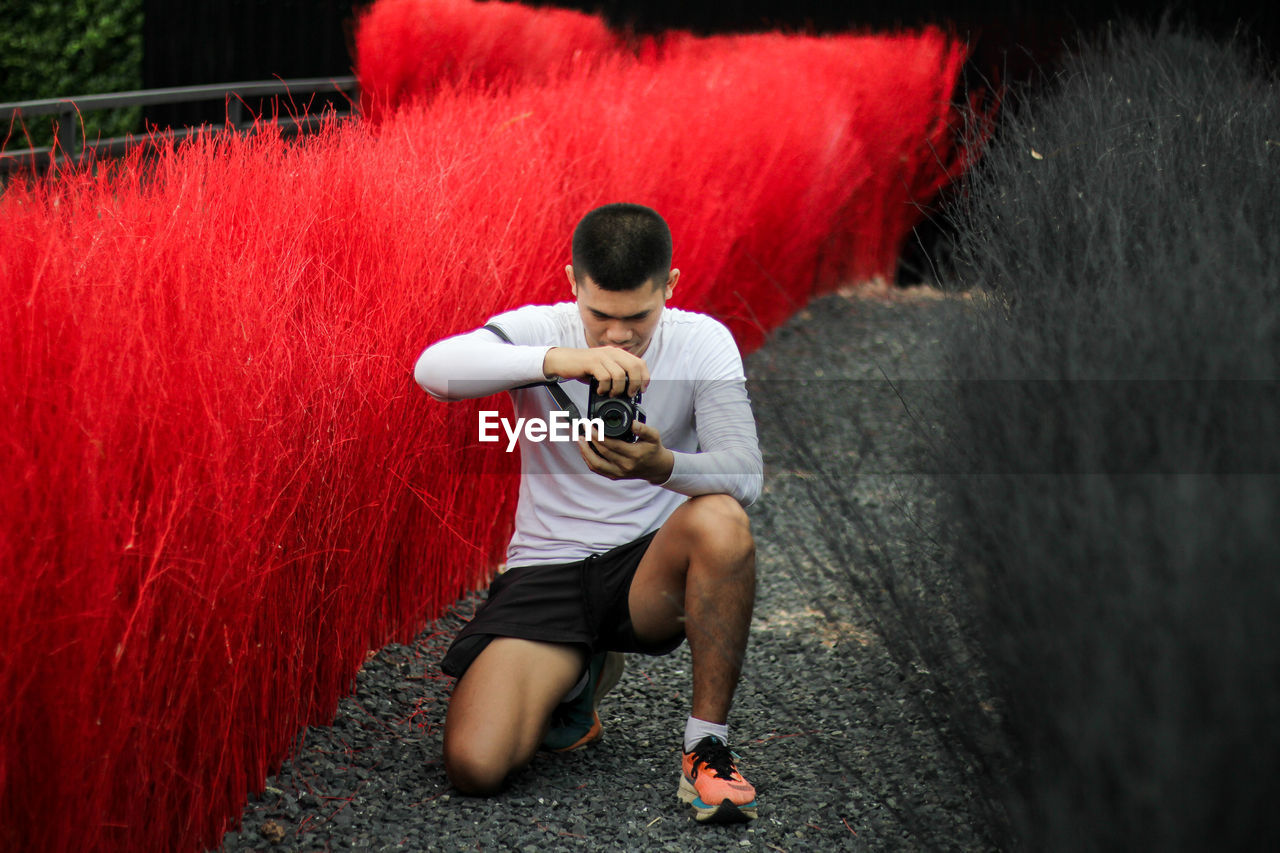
top-left (664, 268), bottom-right (679, 300)
top-left (565, 264), bottom-right (578, 297)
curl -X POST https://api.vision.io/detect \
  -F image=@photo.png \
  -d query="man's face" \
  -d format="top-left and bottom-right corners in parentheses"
top-left (566, 266), bottom-right (677, 358)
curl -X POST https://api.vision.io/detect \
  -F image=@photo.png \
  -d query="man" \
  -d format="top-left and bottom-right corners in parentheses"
top-left (413, 203), bottom-right (763, 823)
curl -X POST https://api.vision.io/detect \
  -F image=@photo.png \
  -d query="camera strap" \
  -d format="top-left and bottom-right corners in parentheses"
top-left (482, 323), bottom-right (583, 421)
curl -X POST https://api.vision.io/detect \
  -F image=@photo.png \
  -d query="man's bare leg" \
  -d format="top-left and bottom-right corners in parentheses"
top-left (443, 637), bottom-right (584, 794)
top-left (626, 493), bottom-right (756, 724)
top-left (627, 493), bottom-right (759, 821)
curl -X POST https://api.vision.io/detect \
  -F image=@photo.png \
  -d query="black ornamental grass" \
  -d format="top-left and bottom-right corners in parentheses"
top-left (922, 21), bottom-right (1280, 851)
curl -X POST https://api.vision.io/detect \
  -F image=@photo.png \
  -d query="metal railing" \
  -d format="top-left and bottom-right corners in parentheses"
top-left (0, 76), bottom-right (358, 174)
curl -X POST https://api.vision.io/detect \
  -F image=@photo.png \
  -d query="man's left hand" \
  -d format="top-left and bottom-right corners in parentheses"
top-left (578, 422), bottom-right (674, 484)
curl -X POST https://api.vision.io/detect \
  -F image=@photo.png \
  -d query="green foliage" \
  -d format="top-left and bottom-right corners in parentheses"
top-left (1, 0), bottom-right (144, 150)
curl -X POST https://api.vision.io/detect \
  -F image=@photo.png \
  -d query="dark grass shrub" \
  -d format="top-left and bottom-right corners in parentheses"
top-left (926, 21), bottom-right (1280, 851)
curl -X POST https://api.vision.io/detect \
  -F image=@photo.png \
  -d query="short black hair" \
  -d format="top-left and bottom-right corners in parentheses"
top-left (571, 203), bottom-right (672, 291)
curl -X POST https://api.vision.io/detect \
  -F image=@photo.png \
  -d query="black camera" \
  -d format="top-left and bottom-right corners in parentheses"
top-left (587, 382), bottom-right (646, 442)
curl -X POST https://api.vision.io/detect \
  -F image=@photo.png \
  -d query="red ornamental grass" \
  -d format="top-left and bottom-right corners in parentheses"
top-left (355, 0), bottom-right (618, 123)
top-left (2, 127), bottom-right (513, 853)
top-left (643, 30), bottom-right (978, 332)
top-left (0, 30), bottom-right (975, 853)
top-left (354, 0), bottom-right (983, 321)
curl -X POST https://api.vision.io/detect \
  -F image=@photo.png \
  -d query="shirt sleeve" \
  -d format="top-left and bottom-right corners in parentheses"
top-left (660, 321), bottom-right (764, 507)
top-left (413, 310), bottom-right (554, 400)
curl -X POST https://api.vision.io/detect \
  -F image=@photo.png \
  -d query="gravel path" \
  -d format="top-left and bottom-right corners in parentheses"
top-left (217, 288), bottom-right (998, 852)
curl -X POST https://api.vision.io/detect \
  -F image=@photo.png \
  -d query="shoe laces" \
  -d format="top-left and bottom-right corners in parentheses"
top-left (690, 736), bottom-right (741, 779)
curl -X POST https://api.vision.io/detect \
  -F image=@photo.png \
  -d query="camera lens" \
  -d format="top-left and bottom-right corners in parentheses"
top-left (596, 399), bottom-right (632, 437)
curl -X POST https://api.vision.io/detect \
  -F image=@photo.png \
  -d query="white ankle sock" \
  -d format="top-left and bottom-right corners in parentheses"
top-left (683, 716), bottom-right (729, 752)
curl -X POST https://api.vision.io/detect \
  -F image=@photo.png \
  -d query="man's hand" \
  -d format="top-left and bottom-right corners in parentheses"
top-left (578, 421), bottom-right (674, 484)
top-left (543, 346), bottom-right (650, 396)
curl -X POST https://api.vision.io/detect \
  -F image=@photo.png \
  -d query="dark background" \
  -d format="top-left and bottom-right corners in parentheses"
top-left (137, 0), bottom-right (1278, 284)
top-left (141, 0), bottom-right (1279, 93)
top-left (141, 0), bottom-right (363, 129)
top-left (8, 1), bottom-right (1274, 134)
top-left (7, 1), bottom-right (1274, 261)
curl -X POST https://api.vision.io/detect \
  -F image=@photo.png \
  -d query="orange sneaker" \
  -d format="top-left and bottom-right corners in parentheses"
top-left (677, 736), bottom-right (758, 823)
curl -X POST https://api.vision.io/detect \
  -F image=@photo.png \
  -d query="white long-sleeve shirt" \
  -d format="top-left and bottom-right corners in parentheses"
top-left (414, 302), bottom-right (763, 567)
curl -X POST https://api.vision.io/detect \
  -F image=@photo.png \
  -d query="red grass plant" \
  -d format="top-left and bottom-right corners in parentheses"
top-left (355, 0), bottom-right (618, 122)
top-left (1, 24), bottom-right (976, 853)
top-left (355, 0), bottom-right (981, 332)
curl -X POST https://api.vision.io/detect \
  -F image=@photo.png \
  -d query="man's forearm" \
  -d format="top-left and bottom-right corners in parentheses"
top-left (662, 446), bottom-right (763, 507)
top-left (414, 328), bottom-right (551, 400)
top-left (662, 379), bottom-right (764, 506)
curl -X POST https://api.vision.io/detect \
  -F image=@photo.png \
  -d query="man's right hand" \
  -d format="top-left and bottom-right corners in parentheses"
top-left (542, 346), bottom-right (650, 396)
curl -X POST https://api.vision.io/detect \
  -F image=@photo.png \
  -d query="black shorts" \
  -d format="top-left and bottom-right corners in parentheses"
top-left (440, 531), bottom-right (685, 679)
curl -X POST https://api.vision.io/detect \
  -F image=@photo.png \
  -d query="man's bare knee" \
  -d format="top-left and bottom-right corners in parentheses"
top-left (444, 740), bottom-right (510, 796)
top-left (683, 494), bottom-right (754, 565)
top-left (440, 638), bottom-right (581, 796)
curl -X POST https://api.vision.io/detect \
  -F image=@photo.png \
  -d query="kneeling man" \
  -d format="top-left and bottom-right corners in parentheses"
top-left (414, 203), bottom-right (763, 823)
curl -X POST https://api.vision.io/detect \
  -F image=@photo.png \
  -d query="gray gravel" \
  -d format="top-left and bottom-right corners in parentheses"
top-left (217, 288), bottom-right (1000, 852)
